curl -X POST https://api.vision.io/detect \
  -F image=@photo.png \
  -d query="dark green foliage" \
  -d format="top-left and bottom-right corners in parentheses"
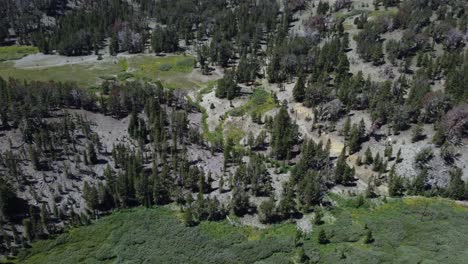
top-left (271, 106), bottom-right (298, 160)
top-left (364, 147), bottom-right (373, 165)
top-left (354, 22), bottom-right (384, 65)
top-left (317, 1), bottom-right (330, 15)
top-left (445, 56), bottom-right (468, 102)
top-left (293, 74), bottom-right (306, 102)
top-left (410, 169), bottom-right (428, 195)
top-left (230, 185), bottom-right (250, 216)
top-left (440, 143), bottom-right (456, 165)
top-left (83, 182), bottom-right (99, 213)
top-left (411, 123), bottom-right (425, 143)
top-left (335, 148), bottom-right (355, 185)
top-left (414, 148), bottom-right (433, 169)
top-left (447, 168), bottom-right (465, 200)
top-left (216, 70), bottom-right (239, 100)
top-left (236, 55), bottom-right (259, 83)
top-left (299, 172), bottom-right (323, 211)
top-left (314, 208), bottom-right (324, 225)
top-left (151, 26), bottom-right (179, 53)
top-left (182, 207), bottom-right (197, 227)
top-left (87, 143), bottom-right (98, 165)
top-left (258, 196), bottom-right (277, 224)
top-left (278, 181), bottom-right (297, 219)
top-left (318, 229), bottom-right (329, 244)
top-left (388, 168), bottom-right (405, 197)
top-left (347, 120), bottom-right (367, 154)
top-left (365, 229), bottom-right (374, 244)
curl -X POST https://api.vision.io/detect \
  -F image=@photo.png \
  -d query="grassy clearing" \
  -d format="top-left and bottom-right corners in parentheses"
top-left (335, 6), bottom-right (397, 20)
top-left (369, 8), bottom-right (398, 18)
top-left (0, 55), bottom-right (197, 88)
top-left (0, 46), bottom-right (38, 61)
top-left (0, 61), bottom-right (122, 86)
top-left (228, 88), bottom-right (278, 117)
top-left (129, 55), bottom-right (195, 74)
top-left (16, 197), bottom-right (468, 263)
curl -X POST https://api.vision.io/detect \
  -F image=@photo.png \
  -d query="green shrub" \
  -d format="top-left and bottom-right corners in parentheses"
top-left (159, 63), bottom-right (173, 71)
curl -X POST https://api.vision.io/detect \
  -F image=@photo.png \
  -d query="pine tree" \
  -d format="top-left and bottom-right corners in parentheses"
top-left (348, 124), bottom-right (361, 153)
top-left (278, 181), bottom-right (297, 219)
top-left (396, 148), bottom-right (402, 163)
top-left (365, 229), bottom-right (374, 243)
top-left (109, 33), bottom-right (119, 56)
top-left (230, 185), bottom-right (250, 216)
top-left (335, 147), bottom-right (347, 184)
top-left (388, 168), bottom-right (404, 197)
top-left (314, 208), bottom-right (324, 225)
top-left (448, 168), bottom-right (465, 200)
top-left (271, 106), bottom-right (297, 160)
top-left (410, 169), bottom-right (427, 195)
top-left (83, 182), bottom-right (99, 216)
top-left (411, 123), bottom-right (424, 142)
top-left (87, 143), bottom-right (98, 165)
top-left (293, 74), bottom-right (306, 102)
top-left (182, 207), bottom-right (197, 227)
top-left (364, 147), bottom-right (373, 165)
top-left (384, 144), bottom-right (393, 159)
top-left (318, 229), bottom-right (329, 244)
top-left (258, 196), bottom-right (276, 224)
top-left (342, 117), bottom-right (351, 138)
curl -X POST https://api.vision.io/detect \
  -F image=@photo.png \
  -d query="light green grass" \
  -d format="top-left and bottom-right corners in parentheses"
top-left (0, 46), bottom-right (38, 61)
top-left (224, 121), bottom-right (245, 143)
top-left (369, 8), bottom-right (398, 18)
top-left (228, 88), bottom-right (278, 117)
top-left (0, 55), bottom-right (197, 88)
top-left (0, 61), bottom-right (122, 86)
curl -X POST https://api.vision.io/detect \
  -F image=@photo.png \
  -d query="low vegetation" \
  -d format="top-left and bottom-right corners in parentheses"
top-left (17, 197), bottom-right (468, 263)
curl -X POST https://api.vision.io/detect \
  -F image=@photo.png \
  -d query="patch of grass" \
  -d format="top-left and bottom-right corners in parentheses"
top-left (0, 55), bottom-right (199, 89)
top-left (228, 88), bottom-right (278, 117)
top-left (224, 122), bottom-right (245, 143)
top-left (369, 8), bottom-right (398, 18)
top-left (199, 80), bottom-right (217, 95)
top-left (192, 97), bottom-right (226, 145)
top-left (0, 61), bottom-right (122, 86)
top-left (0, 46), bottom-right (38, 61)
top-left (131, 55), bottom-right (194, 75)
top-left (334, 9), bottom-right (370, 20)
top-left (118, 58), bottom-right (129, 71)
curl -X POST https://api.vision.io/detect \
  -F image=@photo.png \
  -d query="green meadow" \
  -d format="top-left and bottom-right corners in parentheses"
top-left (17, 196), bottom-right (468, 264)
top-left (0, 54), bottom-right (198, 89)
